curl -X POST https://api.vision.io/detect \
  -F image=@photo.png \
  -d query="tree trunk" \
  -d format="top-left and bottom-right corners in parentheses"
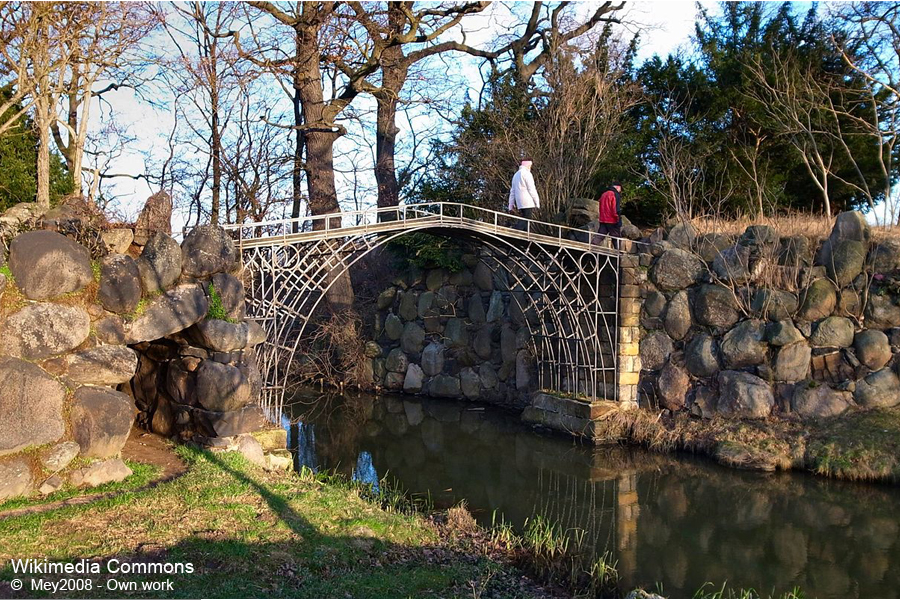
top-left (292, 27), bottom-right (341, 230)
top-left (373, 49), bottom-right (407, 220)
top-left (292, 19), bottom-right (352, 309)
top-left (211, 97), bottom-right (221, 224)
top-left (35, 100), bottom-right (51, 210)
top-left (291, 87), bottom-right (303, 232)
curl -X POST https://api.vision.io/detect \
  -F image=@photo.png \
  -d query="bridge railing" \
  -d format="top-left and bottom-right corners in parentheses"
top-left (215, 201), bottom-right (632, 250)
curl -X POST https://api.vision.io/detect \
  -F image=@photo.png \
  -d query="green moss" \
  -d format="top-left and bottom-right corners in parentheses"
top-left (0, 263), bottom-right (12, 282)
top-left (91, 260), bottom-right (101, 282)
top-left (207, 282), bottom-right (237, 323)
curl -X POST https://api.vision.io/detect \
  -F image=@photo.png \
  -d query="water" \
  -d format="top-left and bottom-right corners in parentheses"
top-left (282, 389), bottom-right (900, 598)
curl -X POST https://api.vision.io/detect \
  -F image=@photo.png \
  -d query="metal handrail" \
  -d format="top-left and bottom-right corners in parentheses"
top-left (214, 201), bottom-right (635, 253)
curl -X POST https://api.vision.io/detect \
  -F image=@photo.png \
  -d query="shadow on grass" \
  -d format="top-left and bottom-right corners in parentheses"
top-left (0, 450), bottom-right (544, 599)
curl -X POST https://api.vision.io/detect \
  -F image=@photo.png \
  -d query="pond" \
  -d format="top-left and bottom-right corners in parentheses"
top-left (281, 389), bottom-right (900, 598)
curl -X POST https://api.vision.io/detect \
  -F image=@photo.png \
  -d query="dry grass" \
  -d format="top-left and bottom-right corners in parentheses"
top-left (597, 405), bottom-right (900, 482)
top-left (691, 211), bottom-right (900, 242)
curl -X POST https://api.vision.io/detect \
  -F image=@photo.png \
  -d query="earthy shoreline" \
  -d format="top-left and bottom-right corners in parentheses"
top-left (590, 405), bottom-right (900, 483)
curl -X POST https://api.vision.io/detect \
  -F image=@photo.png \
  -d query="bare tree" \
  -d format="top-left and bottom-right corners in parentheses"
top-left (50, 3), bottom-right (153, 197)
top-left (340, 1), bottom-right (490, 210)
top-left (831, 2), bottom-right (900, 223)
top-left (0, 3), bottom-right (73, 142)
top-left (154, 2), bottom-right (244, 225)
top-left (744, 50), bottom-right (843, 218)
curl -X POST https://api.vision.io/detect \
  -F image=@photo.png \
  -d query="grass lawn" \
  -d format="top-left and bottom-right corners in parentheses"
top-left (0, 447), bottom-right (542, 599)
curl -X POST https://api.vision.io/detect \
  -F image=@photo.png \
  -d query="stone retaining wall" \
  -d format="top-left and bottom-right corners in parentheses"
top-left (637, 211), bottom-right (900, 421)
top-left (0, 196), bottom-right (272, 502)
top-left (366, 252), bottom-right (539, 411)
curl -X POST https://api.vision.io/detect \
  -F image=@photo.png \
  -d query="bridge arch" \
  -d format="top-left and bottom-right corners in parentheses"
top-left (228, 203), bottom-right (623, 414)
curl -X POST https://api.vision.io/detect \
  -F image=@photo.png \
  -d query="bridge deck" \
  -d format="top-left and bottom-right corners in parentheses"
top-left (222, 202), bottom-right (624, 256)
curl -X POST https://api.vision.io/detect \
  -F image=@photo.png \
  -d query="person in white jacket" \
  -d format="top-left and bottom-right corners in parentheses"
top-left (508, 158), bottom-right (540, 230)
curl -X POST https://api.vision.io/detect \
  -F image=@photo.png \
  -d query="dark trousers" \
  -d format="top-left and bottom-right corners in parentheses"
top-left (594, 221), bottom-right (621, 248)
top-left (514, 207), bottom-right (534, 230)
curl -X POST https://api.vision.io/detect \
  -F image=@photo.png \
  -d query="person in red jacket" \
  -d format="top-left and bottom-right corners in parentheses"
top-left (596, 181), bottom-right (622, 247)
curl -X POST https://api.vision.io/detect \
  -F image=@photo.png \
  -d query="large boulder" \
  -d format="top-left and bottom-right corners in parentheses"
top-left (403, 363), bottom-right (425, 393)
top-left (473, 326), bottom-right (493, 360)
top-left (196, 360), bottom-right (252, 412)
top-left (189, 319), bottom-right (266, 352)
top-left (421, 342), bottom-right (445, 376)
top-left (697, 233), bottom-right (734, 263)
top-left (65, 345), bottom-right (138, 386)
top-left (98, 254), bottom-right (142, 314)
top-left (650, 248), bottom-right (705, 291)
top-left (664, 290), bottom-right (692, 340)
top-left (825, 240), bottom-right (867, 287)
top-left (126, 284), bottom-right (208, 344)
top-left (460, 367), bottom-right (481, 399)
top-left (869, 239), bottom-right (900, 273)
top-left (193, 405), bottom-right (268, 437)
top-left (640, 331), bottom-right (673, 371)
top-left (721, 320), bottom-right (768, 368)
top-left (385, 348), bottom-right (409, 373)
top-left (766, 320), bottom-right (805, 347)
top-left (135, 232), bottom-right (182, 293)
top-left (667, 221), bottom-right (697, 249)
top-left (854, 368), bottom-right (900, 409)
top-left (133, 190), bottom-right (173, 245)
top-left (778, 236), bottom-right (813, 269)
top-left (750, 289), bottom-right (798, 321)
top-left (444, 318), bottom-right (468, 348)
top-left (694, 284), bottom-right (741, 330)
top-left (1, 303), bottom-right (90, 359)
top-left (181, 225), bottom-right (236, 278)
top-left (376, 287), bottom-right (396, 310)
top-left (739, 225), bottom-right (779, 255)
top-left (0, 458), bottom-right (32, 500)
top-left (773, 342), bottom-right (811, 383)
top-left (0, 357), bottom-right (66, 456)
top-left (430, 374), bottom-right (461, 398)
top-left (101, 228), bottom-right (133, 255)
top-left (685, 333), bottom-right (720, 378)
top-left (400, 322), bottom-right (426, 354)
top-left (865, 293), bottom-right (900, 329)
top-left (712, 244), bottom-right (752, 284)
top-left (71, 387), bottom-right (135, 458)
top-left (384, 313), bottom-right (403, 340)
top-left (797, 279), bottom-right (837, 321)
top-left (398, 291), bottom-right (418, 321)
top-left (717, 370), bottom-right (774, 418)
top-left (8, 230), bottom-right (93, 300)
top-left (792, 384), bottom-right (852, 419)
top-left (809, 316), bottom-right (855, 348)
top-left (473, 262), bottom-right (493, 291)
top-left (854, 329), bottom-right (892, 371)
top-left (210, 272), bottom-right (245, 319)
top-left (658, 362), bottom-right (690, 411)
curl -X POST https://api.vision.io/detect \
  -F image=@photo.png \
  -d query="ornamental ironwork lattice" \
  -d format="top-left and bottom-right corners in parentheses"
top-left (222, 202), bottom-right (624, 416)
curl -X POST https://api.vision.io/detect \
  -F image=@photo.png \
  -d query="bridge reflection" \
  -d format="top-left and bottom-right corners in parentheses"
top-left (281, 389), bottom-right (900, 598)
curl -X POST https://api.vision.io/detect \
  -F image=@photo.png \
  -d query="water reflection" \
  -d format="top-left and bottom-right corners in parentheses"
top-left (283, 389), bottom-right (900, 598)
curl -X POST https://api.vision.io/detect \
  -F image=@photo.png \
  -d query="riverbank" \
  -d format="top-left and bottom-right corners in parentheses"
top-left (595, 405), bottom-right (900, 481)
top-left (0, 442), bottom-right (563, 599)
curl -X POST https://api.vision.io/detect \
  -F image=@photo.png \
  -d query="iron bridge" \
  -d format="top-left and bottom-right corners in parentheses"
top-left (222, 202), bottom-right (625, 414)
